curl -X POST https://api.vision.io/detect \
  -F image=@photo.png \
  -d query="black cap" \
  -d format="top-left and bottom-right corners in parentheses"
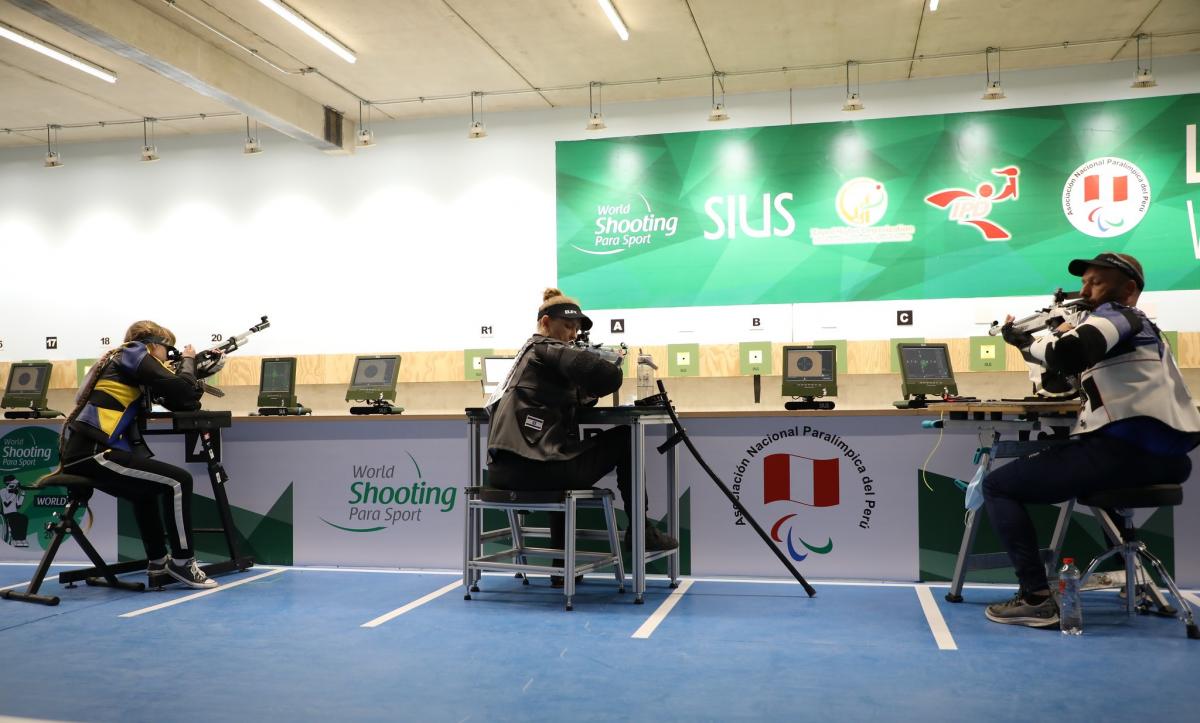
top-left (540, 302), bottom-right (593, 331)
top-left (1067, 252), bottom-right (1144, 291)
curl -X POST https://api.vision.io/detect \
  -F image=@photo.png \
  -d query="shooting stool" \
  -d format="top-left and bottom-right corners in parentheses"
top-left (1, 472), bottom-right (144, 606)
top-left (1078, 484), bottom-right (1198, 639)
top-left (462, 487), bottom-right (625, 611)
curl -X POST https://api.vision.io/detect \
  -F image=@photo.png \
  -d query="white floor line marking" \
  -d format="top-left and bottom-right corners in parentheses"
top-left (361, 580), bottom-right (461, 628)
top-left (1182, 591), bottom-right (1200, 610)
top-left (632, 579), bottom-right (694, 639)
top-left (915, 584), bottom-right (958, 651)
top-left (119, 568), bottom-right (287, 618)
top-left (0, 579), bottom-right (33, 592)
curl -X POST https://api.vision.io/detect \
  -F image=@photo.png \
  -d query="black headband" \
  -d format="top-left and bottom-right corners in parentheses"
top-left (539, 302), bottom-right (593, 330)
top-left (135, 335), bottom-right (172, 347)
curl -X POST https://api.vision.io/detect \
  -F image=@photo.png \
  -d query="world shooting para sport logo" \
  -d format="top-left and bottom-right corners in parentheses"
top-left (925, 166), bottom-right (1020, 241)
top-left (573, 192), bottom-right (680, 256)
top-left (1062, 157), bottom-right (1151, 238)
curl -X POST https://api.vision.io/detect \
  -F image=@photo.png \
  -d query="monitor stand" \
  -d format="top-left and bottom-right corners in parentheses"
top-left (785, 397), bottom-right (835, 411)
top-left (3, 407), bottom-right (64, 420)
top-left (893, 395), bottom-right (929, 410)
top-left (253, 405), bottom-right (312, 416)
top-left (350, 399), bottom-right (404, 415)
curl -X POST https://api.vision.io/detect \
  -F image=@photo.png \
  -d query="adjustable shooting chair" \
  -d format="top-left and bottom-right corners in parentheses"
top-left (1078, 475), bottom-right (1199, 639)
top-left (1, 472), bottom-right (144, 606)
top-left (462, 487), bottom-right (625, 611)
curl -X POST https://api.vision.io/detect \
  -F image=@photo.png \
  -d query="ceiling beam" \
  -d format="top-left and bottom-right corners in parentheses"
top-left (8, 0), bottom-right (354, 152)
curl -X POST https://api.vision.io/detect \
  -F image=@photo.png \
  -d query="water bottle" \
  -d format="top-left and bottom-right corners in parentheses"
top-left (1058, 557), bottom-right (1083, 635)
top-left (636, 351), bottom-right (657, 402)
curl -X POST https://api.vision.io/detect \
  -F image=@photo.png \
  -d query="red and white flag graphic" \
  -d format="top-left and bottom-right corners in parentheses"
top-left (763, 453), bottom-right (839, 507)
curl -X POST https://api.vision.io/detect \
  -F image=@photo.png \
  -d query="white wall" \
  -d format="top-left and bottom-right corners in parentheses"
top-left (2, 55), bottom-right (1199, 361)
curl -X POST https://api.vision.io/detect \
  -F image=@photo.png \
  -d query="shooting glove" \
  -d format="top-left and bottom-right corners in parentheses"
top-left (1000, 321), bottom-right (1035, 350)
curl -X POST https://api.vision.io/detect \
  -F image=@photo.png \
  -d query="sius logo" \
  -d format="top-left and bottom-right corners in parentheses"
top-left (702, 192), bottom-right (796, 240)
top-left (575, 193), bottom-right (680, 256)
top-left (1062, 156), bottom-right (1151, 238)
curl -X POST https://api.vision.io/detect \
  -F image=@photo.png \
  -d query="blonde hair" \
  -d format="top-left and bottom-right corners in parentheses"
top-left (538, 287), bottom-right (580, 316)
top-left (123, 320), bottom-right (175, 346)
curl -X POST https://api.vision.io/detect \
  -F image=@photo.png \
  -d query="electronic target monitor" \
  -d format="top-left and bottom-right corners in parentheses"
top-left (2, 362), bottom-right (56, 417)
top-left (897, 343), bottom-right (958, 400)
top-left (257, 357), bottom-right (298, 408)
top-left (781, 345), bottom-right (837, 399)
top-left (481, 356), bottom-right (516, 396)
top-left (346, 355), bottom-right (401, 402)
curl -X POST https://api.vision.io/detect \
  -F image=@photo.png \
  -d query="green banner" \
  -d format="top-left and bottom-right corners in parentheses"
top-left (557, 94), bottom-right (1200, 308)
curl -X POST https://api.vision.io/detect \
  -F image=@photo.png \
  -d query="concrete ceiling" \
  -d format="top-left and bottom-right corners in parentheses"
top-left (1, 0), bottom-right (1198, 150)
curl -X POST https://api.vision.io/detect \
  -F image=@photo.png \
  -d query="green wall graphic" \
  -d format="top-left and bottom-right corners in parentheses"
top-left (119, 482), bottom-right (294, 565)
top-left (557, 93), bottom-right (1200, 308)
top-left (917, 470), bottom-right (1174, 583)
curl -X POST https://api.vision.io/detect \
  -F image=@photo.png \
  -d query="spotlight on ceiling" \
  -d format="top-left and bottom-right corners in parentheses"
top-left (709, 72), bottom-right (729, 122)
top-left (468, 92), bottom-right (487, 139)
top-left (982, 47), bottom-right (1006, 100)
top-left (140, 118), bottom-right (160, 162)
top-left (587, 81), bottom-right (607, 130)
top-left (1132, 34), bottom-right (1157, 88)
top-left (842, 61), bottom-right (864, 112)
top-left (356, 101), bottom-right (376, 148)
top-left (44, 124), bottom-right (63, 168)
top-left (244, 117), bottom-right (263, 155)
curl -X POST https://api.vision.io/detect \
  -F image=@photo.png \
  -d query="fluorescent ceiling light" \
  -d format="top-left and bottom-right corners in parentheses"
top-left (597, 0), bottom-right (629, 41)
top-left (0, 21), bottom-right (116, 83)
top-left (257, 0), bottom-right (356, 63)
top-left (929, 0), bottom-right (940, 11)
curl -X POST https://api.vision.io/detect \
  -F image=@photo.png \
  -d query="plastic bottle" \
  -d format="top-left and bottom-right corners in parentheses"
top-left (636, 351), bottom-right (657, 402)
top-left (1058, 557), bottom-right (1083, 635)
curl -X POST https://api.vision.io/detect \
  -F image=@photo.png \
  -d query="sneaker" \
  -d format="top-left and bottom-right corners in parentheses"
top-left (147, 556), bottom-right (170, 587)
top-left (549, 559), bottom-right (584, 588)
top-left (624, 525), bottom-right (679, 552)
top-left (985, 591), bottom-right (1059, 628)
top-left (164, 558), bottom-right (218, 589)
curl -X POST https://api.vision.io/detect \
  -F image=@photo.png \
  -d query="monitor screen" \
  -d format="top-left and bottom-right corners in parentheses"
top-left (899, 345), bottom-right (953, 381)
top-left (260, 359), bottom-right (295, 394)
top-left (481, 357), bottom-right (516, 394)
top-left (351, 356), bottom-right (399, 388)
top-left (781, 345), bottom-right (837, 398)
top-left (783, 347), bottom-right (835, 383)
top-left (5, 363), bottom-right (48, 395)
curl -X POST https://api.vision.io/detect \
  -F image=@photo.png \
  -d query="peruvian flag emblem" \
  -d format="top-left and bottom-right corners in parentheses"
top-left (763, 453), bottom-right (840, 507)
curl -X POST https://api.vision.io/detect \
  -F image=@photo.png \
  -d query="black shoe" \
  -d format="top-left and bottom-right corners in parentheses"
top-left (147, 556), bottom-right (170, 587)
top-left (549, 558), bottom-right (584, 588)
top-left (625, 525), bottom-right (679, 552)
top-left (161, 558), bottom-right (218, 589)
top-left (985, 591), bottom-right (1058, 628)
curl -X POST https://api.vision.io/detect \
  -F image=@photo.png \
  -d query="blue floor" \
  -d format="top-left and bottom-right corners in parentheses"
top-left (1, 564), bottom-right (1197, 722)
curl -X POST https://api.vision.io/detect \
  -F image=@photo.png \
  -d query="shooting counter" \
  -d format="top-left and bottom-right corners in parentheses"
top-left (4, 404), bottom-right (1199, 587)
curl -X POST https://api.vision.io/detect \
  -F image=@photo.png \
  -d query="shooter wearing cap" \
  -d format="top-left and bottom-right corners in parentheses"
top-left (983, 252), bottom-right (1200, 628)
top-left (485, 288), bottom-right (677, 586)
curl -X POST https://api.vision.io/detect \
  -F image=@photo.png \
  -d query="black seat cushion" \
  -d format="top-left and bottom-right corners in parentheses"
top-left (34, 473), bottom-right (98, 502)
top-left (1080, 484), bottom-right (1183, 509)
